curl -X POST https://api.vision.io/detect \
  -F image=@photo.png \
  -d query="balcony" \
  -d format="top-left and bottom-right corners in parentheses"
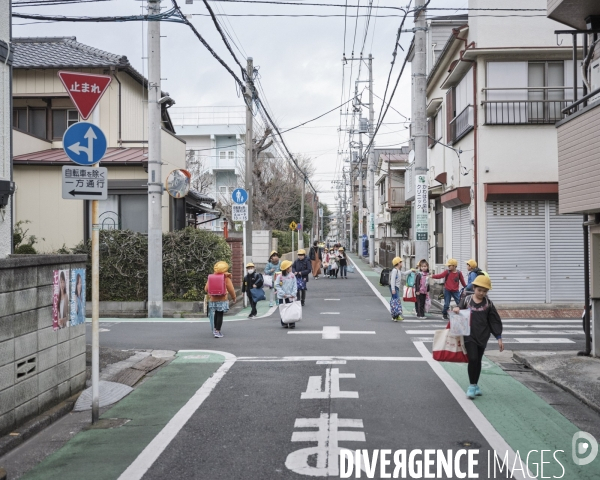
top-left (170, 106), bottom-right (246, 127)
top-left (388, 187), bottom-right (406, 209)
top-left (449, 105), bottom-right (473, 143)
top-left (482, 87), bottom-right (571, 125)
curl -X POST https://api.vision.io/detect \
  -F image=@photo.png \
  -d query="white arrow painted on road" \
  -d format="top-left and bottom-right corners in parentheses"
top-left (68, 127), bottom-right (97, 163)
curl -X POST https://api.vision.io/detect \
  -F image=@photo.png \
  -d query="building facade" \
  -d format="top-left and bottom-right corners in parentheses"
top-left (408, 0), bottom-right (585, 306)
top-left (0, 2), bottom-right (13, 257)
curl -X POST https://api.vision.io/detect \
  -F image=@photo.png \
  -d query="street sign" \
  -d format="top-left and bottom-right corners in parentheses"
top-left (63, 122), bottom-right (107, 166)
top-left (62, 166), bottom-right (107, 200)
top-left (297, 223), bottom-right (302, 231)
top-left (319, 208), bottom-right (323, 218)
top-left (58, 71), bottom-right (112, 120)
top-left (232, 204), bottom-right (248, 221)
top-left (415, 175), bottom-right (429, 241)
top-left (289, 221), bottom-right (297, 231)
top-left (231, 188), bottom-right (248, 204)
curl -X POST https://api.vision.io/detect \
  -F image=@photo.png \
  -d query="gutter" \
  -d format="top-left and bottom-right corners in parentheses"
top-left (111, 68), bottom-right (122, 146)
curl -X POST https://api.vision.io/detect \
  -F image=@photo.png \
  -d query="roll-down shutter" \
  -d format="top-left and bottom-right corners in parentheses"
top-left (452, 206), bottom-right (471, 271)
top-left (486, 201), bottom-right (547, 304)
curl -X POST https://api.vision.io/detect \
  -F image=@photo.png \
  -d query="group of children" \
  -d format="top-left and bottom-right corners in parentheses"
top-left (322, 246), bottom-right (348, 279)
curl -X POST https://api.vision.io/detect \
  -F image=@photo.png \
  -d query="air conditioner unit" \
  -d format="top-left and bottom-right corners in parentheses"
top-left (590, 59), bottom-right (600, 102)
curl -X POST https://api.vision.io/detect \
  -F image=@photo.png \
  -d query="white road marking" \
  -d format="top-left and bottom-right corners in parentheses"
top-left (285, 413), bottom-right (366, 476)
top-left (287, 326), bottom-right (376, 339)
top-left (324, 299), bottom-right (340, 301)
top-left (237, 356), bottom-right (425, 362)
top-left (316, 360), bottom-right (346, 364)
top-left (514, 338), bottom-right (575, 344)
top-left (117, 350), bottom-right (236, 480)
top-left (405, 329), bottom-right (583, 335)
top-left (320, 312), bottom-right (340, 315)
top-left (412, 341), bottom-right (533, 480)
top-left (301, 368), bottom-right (358, 399)
top-left (404, 324), bottom-right (580, 329)
top-left (501, 319), bottom-right (580, 323)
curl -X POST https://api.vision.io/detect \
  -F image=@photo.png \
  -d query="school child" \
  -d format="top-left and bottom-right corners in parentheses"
top-left (264, 250), bottom-right (281, 307)
top-left (389, 257), bottom-right (404, 321)
top-left (453, 275), bottom-right (503, 399)
top-left (204, 261), bottom-right (236, 338)
top-left (292, 249), bottom-right (311, 306)
top-left (415, 259), bottom-right (430, 319)
top-left (464, 259), bottom-right (485, 296)
top-left (338, 247), bottom-right (348, 279)
top-left (329, 251), bottom-right (339, 279)
top-left (432, 259), bottom-right (466, 320)
top-left (242, 262), bottom-right (264, 318)
top-left (276, 260), bottom-right (298, 329)
top-left (323, 249), bottom-right (331, 278)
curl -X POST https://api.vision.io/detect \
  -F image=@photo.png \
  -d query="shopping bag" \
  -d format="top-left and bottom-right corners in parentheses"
top-left (432, 329), bottom-right (468, 363)
top-left (347, 265), bottom-right (355, 274)
top-left (390, 298), bottom-right (403, 318)
top-left (425, 294), bottom-right (431, 313)
top-left (449, 310), bottom-right (471, 336)
top-left (250, 288), bottom-right (266, 303)
top-left (296, 277), bottom-right (306, 290)
top-left (279, 300), bottom-right (302, 324)
top-left (263, 274), bottom-right (273, 288)
top-left (402, 286), bottom-right (416, 302)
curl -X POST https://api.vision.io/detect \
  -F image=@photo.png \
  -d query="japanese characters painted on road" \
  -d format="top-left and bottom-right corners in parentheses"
top-left (415, 174), bottom-right (428, 241)
top-left (289, 221), bottom-right (298, 231)
top-left (231, 188), bottom-right (248, 204)
top-left (62, 166), bottom-right (107, 200)
top-left (62, 122), bottom-right (107, 166)
top-left (57, 71), bottom-right (112, 120)
top-left (232, 204), bottom-right (249, 222)
top-left (165, 169), bottom-right (191, 198)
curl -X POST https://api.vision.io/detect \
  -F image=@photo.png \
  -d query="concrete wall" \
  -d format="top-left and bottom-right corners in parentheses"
top-left (0, 1), bottom-right (11, 258)
top-left (0, 254), bottom-right (87, 436)
top-left (251, 230), bottom-right (271, 267)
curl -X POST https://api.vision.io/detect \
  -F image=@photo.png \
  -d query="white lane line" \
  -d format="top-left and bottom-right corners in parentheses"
top-left (316, 360), bottom-right (347, 364)
top-left (405, 329), bottom-right (583, 335)
top-left (236, 356), bottom-right (426, 362)
top-left (408, 337), bottom-right (575, 344)
top-left (117, 350), bottom-right (236, 480)
top-left (404, 324), bottom-right (580, 329)
top-left (413, 341), bottom-right (533, 480)
top-left (502, 319), bottom-right (580, 323)
top-left (320, 312), bottom-right (341, 315)
top-left (324, 299), bottom-right (341, 301)
top-left (287, 326), bottom-right (376, 339)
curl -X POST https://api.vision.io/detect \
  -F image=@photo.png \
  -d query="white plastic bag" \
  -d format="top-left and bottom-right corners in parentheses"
top-left (263, 274), bottom-right (273, 288)
top-left (279, 300), bottom-right (302, 324)
top-left (449, 309), bottom-right (471, 336)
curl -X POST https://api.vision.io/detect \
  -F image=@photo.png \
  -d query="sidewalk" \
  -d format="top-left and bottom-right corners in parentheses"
top-left (513, 351), bottom-right (600, 414)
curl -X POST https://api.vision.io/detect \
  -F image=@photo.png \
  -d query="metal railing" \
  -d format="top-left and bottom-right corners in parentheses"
top-left (449, 105), bottom-right (473, 143)
top-left (169, 106), bottom-right (246, 126)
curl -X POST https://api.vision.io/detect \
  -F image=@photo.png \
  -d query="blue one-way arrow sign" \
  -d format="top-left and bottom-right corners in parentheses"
top-left (63, 122), bottom-right (107, 166)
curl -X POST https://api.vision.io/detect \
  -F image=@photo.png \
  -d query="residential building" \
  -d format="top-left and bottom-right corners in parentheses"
top-left (546, 0), bottom-right (600, 353)
top-left (170, 106), bottom-right (245, 231)
top-left (408, 0), bottom-right (585, 306)
top-left (0, 4), bottom-right (13, 257)
top-left (11, 37), bottom-right (214, 252)
top-left (373, 147), bottom-right (409, 266)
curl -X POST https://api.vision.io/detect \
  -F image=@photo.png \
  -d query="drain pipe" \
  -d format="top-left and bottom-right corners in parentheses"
top-left (580, 215), bottom-right (593, 356)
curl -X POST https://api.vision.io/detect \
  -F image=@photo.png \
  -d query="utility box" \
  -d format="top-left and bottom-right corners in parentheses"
top-left (0, 180), bottom-right (15, 207)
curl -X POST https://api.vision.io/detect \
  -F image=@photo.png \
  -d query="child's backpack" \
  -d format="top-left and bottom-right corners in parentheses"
top-left (207, 273), bottom-right (227, 296)
top-left (406, 270), bottom-right (417, 287)
top-left (379, 268), bottom-right (391, 286)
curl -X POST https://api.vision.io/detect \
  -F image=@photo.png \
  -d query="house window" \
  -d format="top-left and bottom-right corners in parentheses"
top-left (447, 69), bottom-right (474, 145)
top-left (52, 109), bottom-right (79, 138)
top-left (13, 107), bottom-right (47, 139)
top-left (428, 109), bottom-right (443, 148)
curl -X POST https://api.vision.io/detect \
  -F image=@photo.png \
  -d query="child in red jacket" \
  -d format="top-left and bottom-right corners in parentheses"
top-left (432, 258), bottom-right (466, 320)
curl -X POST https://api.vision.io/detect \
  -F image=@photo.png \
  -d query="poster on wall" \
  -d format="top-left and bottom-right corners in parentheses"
top-left (70, 269), bottom-right (86, 326)
top-left (52, 269), bottom-right (70, 330)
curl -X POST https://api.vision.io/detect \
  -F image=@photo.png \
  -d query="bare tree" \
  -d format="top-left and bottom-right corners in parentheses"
top-left (186, 149), bottom-right (214, 194)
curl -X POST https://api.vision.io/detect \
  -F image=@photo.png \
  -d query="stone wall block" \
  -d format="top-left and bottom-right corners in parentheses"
top-left (69, 353), bottom-right (86, 378)
top-left (0, 315), bottom-right (13, 342)
top-left (37, 327), bottom-right (57, 351)
top-left (0, 364), bottom-right (12, 391)
top-left (4, 266), bottom-right (38, 292)
top-left (38, 366), bottom-right (57, 394)
top-left (14, 331), bottom-right (37, 361)
top-left (14, 310), bottom-right (37, 337)
top-left (36, 306), bottom-right (52, 330)
top-left (37, 345), bottom-right (57, 373)
top-left (14, 288), bottom-right (37, 315)
top-left (69, 323), bottom-right (85, 339)
top-left (0, 411), bottom-right (15, 434)
top-left (57, 327), bottom-right (69, 344)
top-left (56, 361), bottom-right (70, 385)
top-left (38, 386), bottom-right (58, 413)
top-left (57, 341), bottom-right (70, 364)
top-left (14, 375), bottom-right (37, 407)
top-left (70, 371), bottom-right (86, 393)
top-left (14, 397), bottom-right (39, 426)
top-left (0, 386), bottom-right (14, 416)
top-left (57, 380), bottom-right (70, 402)
top-left (69, 336), bottom-right (86, 358)
top-left (37, 264), bottom-right (71, 287)
top-left (36, 285), bottom-right (53, 309)
top-left (0, 292), bottom-right (15, 317)
top-left (0, 339), bottom-right (14, 368)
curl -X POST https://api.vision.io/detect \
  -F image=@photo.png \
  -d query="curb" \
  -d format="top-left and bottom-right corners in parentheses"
top-left (0, 393), bottom-right (80, 459)
top-left (513, 353), bottom-right (600, 416)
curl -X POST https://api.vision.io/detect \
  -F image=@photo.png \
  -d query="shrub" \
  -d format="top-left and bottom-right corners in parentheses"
top-left (272, 230), bottom-right (310, 255)
top-left (14, 244), bottom-right (37, 255)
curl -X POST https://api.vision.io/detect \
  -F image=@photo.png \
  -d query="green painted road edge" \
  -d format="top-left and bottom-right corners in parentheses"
top-left (443, 359), bottom-right (598, 479)
top-left (21, 352), bottom-right (227, 480)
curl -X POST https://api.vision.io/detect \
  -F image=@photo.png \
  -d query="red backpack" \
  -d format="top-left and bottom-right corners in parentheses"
top-left (207, 273), bottom-right (227, 296)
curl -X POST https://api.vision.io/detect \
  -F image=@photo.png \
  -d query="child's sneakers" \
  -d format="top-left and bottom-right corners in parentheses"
top-left (466, 385), bottom-right (477, 399)
top-left (474, 385), bottom-right (482, 396)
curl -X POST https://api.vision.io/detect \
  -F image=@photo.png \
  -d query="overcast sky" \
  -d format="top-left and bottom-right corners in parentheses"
top-left (12, 0), bottom-right (466, 209)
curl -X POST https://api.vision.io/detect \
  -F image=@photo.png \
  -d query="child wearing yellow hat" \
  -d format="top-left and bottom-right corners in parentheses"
top-left (264, 250), bottom-right (281, 307)
top-left (276, 260), bottom-right (298, 328)
top-left (204, 261), bottom-right (236, 338)
top-left (432, 259), bottom-right (466, 320)
top-left (242, 262), bottom-right (264, 318)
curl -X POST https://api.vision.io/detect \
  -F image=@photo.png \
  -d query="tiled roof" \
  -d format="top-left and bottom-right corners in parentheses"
top-left (13, 147), bottom-right (148, 165)
top-left (13, 37), bottom-right (130, 70)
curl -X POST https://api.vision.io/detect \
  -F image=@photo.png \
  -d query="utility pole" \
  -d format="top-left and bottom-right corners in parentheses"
top-left (147, 0), bottom-right (163, 318)
top-left (299, 176), bottom-right (305, 249)
top-left (367, 54), bottom-right (375, 266)
top-left (413, 0), bottom-right (429, 264)
top-left (349, 162), bottom-right (353, 252)
top-left (245, 57), bottom-right (254, 260)
top-left (358, 139), bottom-right (364, 256)
top-left (343, 169), bottom-right (348, 248)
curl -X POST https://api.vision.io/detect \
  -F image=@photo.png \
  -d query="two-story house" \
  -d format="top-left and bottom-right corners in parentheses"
top-left (409, 0), bottom-right (585, 307)
top-left (11, 37), bottom-right (215, 252)
top-left (170, 106), bottom-right (245, 231)
top-left (546, 0), bottom-right (600, 352)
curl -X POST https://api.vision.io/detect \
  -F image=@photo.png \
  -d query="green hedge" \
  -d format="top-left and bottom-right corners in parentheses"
top-left (70, 228), bottom-right (231, 301)
top-left (272, 230), bottom-right (310, 255)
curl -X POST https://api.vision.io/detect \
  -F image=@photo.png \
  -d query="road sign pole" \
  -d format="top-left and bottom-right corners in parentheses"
top-left (91, 105), bottom-right (100, 424)
top-left (242, 220), bottom-right (248, 308)
top-left (292, 226), bottom-right (295, 263)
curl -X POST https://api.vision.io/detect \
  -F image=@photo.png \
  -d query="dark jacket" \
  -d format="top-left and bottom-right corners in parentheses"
top-left (292, 257), bottom-right (311, 280)
top-left (309, 246), bottom-right (322, 261)
top-left (415, 272), bottom-right (430, 293)
top-left (242, 271), bottom-right (264, 294)
top-left (458, 295), bottom-right (503, 347)
top-left (338, 252), bottom-right (347, 266)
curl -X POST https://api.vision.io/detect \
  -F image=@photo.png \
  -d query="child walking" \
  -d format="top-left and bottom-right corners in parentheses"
top-left (204, 261), bottom-right (236, 338)
top-left (432, 259), bottom-right (466, 320)
top-left (415, 259), bottom-right (430, 319)
top-left (264, 250), bottom-right (281, 307)
top-left (453, 275), bottom-right (503, 399)
top-left (242, 262), bottom-right (264, 318)
top-left (338, 247), bottom-right (348, 279)
top-left (276, 260), bottom-right (298, 329)
top-left (292, 249), bottom-right (311, 306)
